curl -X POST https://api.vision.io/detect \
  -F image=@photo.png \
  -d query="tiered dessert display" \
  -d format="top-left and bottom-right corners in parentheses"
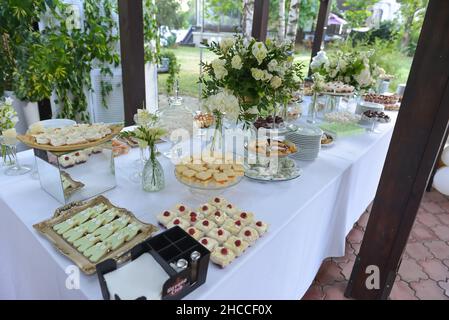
top-left (34, 196), bottom-right (158, 274)
top-left (156, 197), bottom-right (269, 268)
top-left (361, 110), bottom-right (391, 133)
top-left (363, 93), bottom-right (401, 111)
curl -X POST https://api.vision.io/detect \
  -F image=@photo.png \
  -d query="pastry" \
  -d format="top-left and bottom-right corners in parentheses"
top-left (222, 218), bottom-right (243, 235)
top-left (66, 134), bottom-right (87, 145)
top-left (210, 196), bottom-right (228, 209)
top-left (111, 215), bottom-right (131, 230)
top-left (58, 155), bottom-right (76, 168)
top-left (74, 234), bottom-right (100, 252)
top-left (72, 151), bottom-right (88, 164)
top-left (81, 216), bottom-right (106, 233)
top-left (104, 231), bottom-right (127, 250)
top-left (207, 227), bottom-right (231, 244)
top-left (195, 171), bottom-right (213, 182)
top-left (157, 210), bottom-right (177, 227)
top-left (198, 237), bottom-right (218, 252)
top-left (187, 164), bottom-right (207, 172)
top-left (210, 210), bottom-right (226, 226)
top-left (175, 165), bottom-right (188, 175)
top-left (211, 247), bottom-right (236, 268)
top-left (166, 217), bottom-right (189, 229)
top-left (99, 208), bottom-right (120, 224)
top-left (238, 226), bottom-right (259, 245)
top-left (186, 212), bottom-right (203, 226)
top-left (234, 211), bottom-right (254, 226)
top-left (224, 236), bottom-right (249, 257)
top-left (63, 224), bottom-right (88, 243)
top-left (182, 169), bottom-right (197, 179)
top-left (174, 204), bottom-right (190, 215)
top-left (185, 226), bottom-right (204, 240)
top-left (84, 242), bottom-right (110, 262)
top-left (49, 135), bottom-right (66, 147)
top-left (53, 218), bottom-right (76, 234)
top-left (213, 172), bottom-right (229, 184)
top-left (93, 223), bottom-right (120, 241)
top-left (118, 223), bottom-right (141, 241)
top-left (198, 203), bottom-right (214, 216)
top-left (194, 218), bottom-right (216, 233)
top-left (252, 220), bottom-right (268, 236)
top-left (223, 203), bottom-right (238, 216)
top-left (253, 115), bottom-right (284, 129)
top-left (35, 134), bottom-right (50, 145)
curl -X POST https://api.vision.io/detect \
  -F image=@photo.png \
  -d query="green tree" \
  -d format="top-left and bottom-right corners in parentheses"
top-left (342, 0), bottom-right (377, 28)
top-left (205, 0), bottom-right (241, 23)
top-left (155, 0), bottom-right (184, 29)
top-left (397, 0), bottom-right (428, 51)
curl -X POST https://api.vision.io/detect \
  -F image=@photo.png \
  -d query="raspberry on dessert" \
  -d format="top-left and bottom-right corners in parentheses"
top-left (218, 229), bottom-right (224, 236)
top-left (202, 205), bottom-right (208, 211)
top-left (244, 230), bottom-right (251, 236)
top-left (163, 211), bottom-right (170, 217)
top-left (179, 206), bottom-right (185, 212)
top-left (188, 228), bottom-right (195, 235)
top-left (190, 211), bottom-right (197, 217)
top-left (227, 204), bottom-right (233, 209)
top-left (173, 219), bottom-right (180, 225)
top-left (235, 220), bottom-right (242, 226)
top-left (221, 248), bottom-right (228, 255)
top-left (201, 239), bottom-right (208, 245)
top-left (214, 211), bottom-right (221, 217)
top-left (190, 216), bottom-right (197, 223)
top-left (256, 221), bottom-right (262, 227)
top-left (75, 152), bottom-right (80, 156)
top-left (202, 220), bottom-right (209, 226)
top-left (240, 212), bottom-right (247, 219)
top-left (64, 156), bottom-right (69, 161)
top-left (235, 240), bottom-right (241, 247)
top-left (214, 197), bottom-right (220, 203)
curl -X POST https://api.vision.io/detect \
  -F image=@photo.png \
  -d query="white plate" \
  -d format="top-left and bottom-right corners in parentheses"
top-left (37, 119), bottom-right (76, 129)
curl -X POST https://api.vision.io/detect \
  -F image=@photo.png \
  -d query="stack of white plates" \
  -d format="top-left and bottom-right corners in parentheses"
top-left (285, 124), bottom-right (323, 161)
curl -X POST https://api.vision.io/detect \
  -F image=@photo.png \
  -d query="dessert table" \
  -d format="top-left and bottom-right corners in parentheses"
top-left (0, 112), bottom-right (397, 300)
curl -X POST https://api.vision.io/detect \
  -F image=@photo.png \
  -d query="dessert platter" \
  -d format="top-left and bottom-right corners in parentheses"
top-left (156, 197), bottom-right (269, 268)
top-left (18, 123), bottom-right (123, 152)
top-left (34, 196), bottom-right (158, 274)
top-left (61, 172), bottom-right (85, 197)
top-left (361, 110), bottom-right (391, 133)
top-left (246, 138), bottom-right (298, 158)
top-left (321, 81), bottom-right (355, 96)
top-left (174, 153), bottom-right (245, 190)
top-left (193, 112), bottom-right (215, 129)
top-left (363, 93), bottom-right (400, 111)
top-left (244, 157), bottom-right (302, 181)
top-left (253, 115), bottom-right (286, 130)
top-left (53, 147), bottom-right (103, 168)
top-left (324, 111), bottom-right (361, 124)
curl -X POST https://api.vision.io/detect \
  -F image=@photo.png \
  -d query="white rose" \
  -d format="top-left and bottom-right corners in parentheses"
top-left (220, 38), bottom-right (234, 53)
top-left (2, 128), bottom-right (17, 144)
top-left (267, 60), bottom-right (278, 72)
top-left (262, 70), bottom-right (273, 82)
top-left (251, 42), bottom-right (268, 65)
top-left (354, 66), bottom-right (372, 88)
top-left (4, 97), bottom-right (13, 106)
top-left (211, 59), bottom-right (228, 80)
top-left (310, 51), bottom-right (329, 71)
top-left (251, 68), bottom-right (264, 81)
top-left (270, 76), bottom-right (282, 89)
top-left (231, 55), bottom-right (243, 70)
top-left (247, 106), bottom-right (259, 115)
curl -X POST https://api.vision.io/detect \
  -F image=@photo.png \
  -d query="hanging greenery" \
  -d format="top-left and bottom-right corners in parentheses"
top-left (159, 51), bottom-right (180, 95)
top-left (143, 0), bottom-right (160, 65)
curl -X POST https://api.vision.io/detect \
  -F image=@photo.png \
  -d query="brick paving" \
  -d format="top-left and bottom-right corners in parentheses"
top-left (302, 190), bottom-right (449, 300)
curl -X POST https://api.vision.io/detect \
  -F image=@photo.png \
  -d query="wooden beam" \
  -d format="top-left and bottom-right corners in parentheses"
top-left (345, 0), bottom-right (449, 300)
top-left (308, 0), bottom-right (331, 76)
top-left (118, 0), bottom-right (146, 126)
top-left (252, 0), bottom-right (269, 41)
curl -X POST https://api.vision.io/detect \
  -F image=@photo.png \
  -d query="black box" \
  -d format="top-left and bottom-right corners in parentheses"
top-left (96, 226), bottom-right (210, 300)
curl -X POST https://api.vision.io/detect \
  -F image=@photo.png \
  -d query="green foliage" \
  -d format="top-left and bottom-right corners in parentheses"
top-left (351, 20), bottom-right (400, 44)
top-left (143, 0), bottom-right (160, 64)
top-left (397, 0), bottom-right (428, 56)
top-left (160, 51), bottom-right (180, 96)
top-left (342, 0), bottom-right (377, 28)
top-left (155, 0), bottom-right (184, 29)
top-left (205, 0), bottom-right (241, 23)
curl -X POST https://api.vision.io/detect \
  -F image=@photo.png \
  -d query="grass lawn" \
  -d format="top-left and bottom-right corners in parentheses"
top-left (158, 44), bottom-right (412, 98)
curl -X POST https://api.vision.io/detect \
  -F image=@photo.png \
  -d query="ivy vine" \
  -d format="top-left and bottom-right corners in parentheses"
top-left (160, 51), bottom-right (180, 95)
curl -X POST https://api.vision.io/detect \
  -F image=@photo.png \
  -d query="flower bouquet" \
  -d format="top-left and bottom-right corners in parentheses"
top-left (0, 97), bottom-right (19, 166)
top-left (200, 35), bottom-right (305, 125)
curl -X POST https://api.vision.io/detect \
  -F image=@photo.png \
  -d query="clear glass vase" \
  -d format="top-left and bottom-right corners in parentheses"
top-left (208, 113), bottom-right (224, 153)
top-left (0, 139), bottom-right (31, 175)
top-left (142, 148), bottom-right (165, 192)
top-left (307, 93), bottom-right (319, 124)
top-left (1, 144), bottom-right (15, 167)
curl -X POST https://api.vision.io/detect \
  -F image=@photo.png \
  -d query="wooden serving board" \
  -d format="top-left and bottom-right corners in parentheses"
top-left (17, 124), bottom-right (123, 152)
top-left (33, 195), bottom-right (158, 275)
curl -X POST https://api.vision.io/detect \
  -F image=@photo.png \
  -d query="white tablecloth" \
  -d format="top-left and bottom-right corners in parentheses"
top-left (0, 115), bottom-right (396, 300)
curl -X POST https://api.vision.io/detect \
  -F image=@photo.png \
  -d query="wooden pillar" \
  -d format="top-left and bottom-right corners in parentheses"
top-left (308, 0), bottom-right (331, 76)
top-left (118, 0), bottom-right (146, 126)
top-left (345, 0), bottom-right (449, 300)
top-left (252, 0), bottom-right (269, 41)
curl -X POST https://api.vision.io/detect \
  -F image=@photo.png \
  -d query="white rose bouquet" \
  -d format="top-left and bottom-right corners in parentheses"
top-left (311, 50), bottom-right (383, 91)
top-left (0, 97), bottom-right (18, 134)
top-left (200, 35), bottom-right (304, 124)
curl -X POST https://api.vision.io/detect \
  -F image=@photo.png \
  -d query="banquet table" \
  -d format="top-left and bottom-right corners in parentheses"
top-left (0, 112), bottom-right (397, 300)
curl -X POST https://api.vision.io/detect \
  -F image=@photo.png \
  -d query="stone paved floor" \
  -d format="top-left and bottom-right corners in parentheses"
top-left (302, 190), bottom-right (449, 300)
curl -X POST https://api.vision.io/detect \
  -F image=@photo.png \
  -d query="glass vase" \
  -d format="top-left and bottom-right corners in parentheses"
top-left (307, 93), bottom-right (319, 124)
top-left (1, 144), bottom-right (15, 167)
top-left (0, 139), bottom-right (31, 176)
top-left (209, 113), bottom-right (224, 154)
top-left (142, 148), bottom-right (165, 192)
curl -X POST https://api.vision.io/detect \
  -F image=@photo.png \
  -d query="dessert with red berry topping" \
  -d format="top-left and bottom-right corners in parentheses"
top-left (252, 220), bottom-right (268, 236)
top-left (166, 217), bottom-right (189, 229)
top-left (185, 226), bottom-right (204, 240)
top-left (222, 203), bottom-right (238, 216)
top-left (198, 203), bottom-right (214, 216)
top-left (194, 218), bottom-right (217, 233)
top-left (223, 236), bottom-right (249, 257)
top-left (173, 204), bottom-right (190, 215)
top-left (210, 210), bottom-right (227, 226)
top-left (211, 246), bottom-right (236, 268)
top-left (222, 218), bottom-right (243, 235)
top-left (156, 210), bottom-right (177, 227)
top-left (209, 196), bottom-right (229, 209)
top-left (198, 237), bottom-right (218, 252)
top-left (207, 227), bottom-right (231, 244)
top-left (235, 211), bottom-right (254, 225)
top-left (238, 226), bottom-right (259, 245)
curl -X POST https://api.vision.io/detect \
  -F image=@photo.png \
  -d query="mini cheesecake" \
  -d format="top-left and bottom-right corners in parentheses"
top-left (252, 220), bottom-right (268, 236)
top-left (166, 217), bottom-right (189, 229)
top-left (156, 210), bottom-right (177, 227)
top-left (198, 237), bottom-right (218, 252)
top-left (173, 204), bottom-right (190, 216)
top-left (238, 226), bottom-right (259, 245)
top-left (207, 227), bottom-right (231, 244)
top-left (209, 196), bottom-right (229, 209)
top-left (224, 236), bottom-right (249, 257)
top-left (234, 211), bottom-right (255, 226)
top-left (222, 218), bottom-right (243, 235)
top-left (210, 210), bottom-right (227, 226)
top-left (198, 203), bottom-right (214, 216)
top-left (194, 218), bottom-right (217, 233)
top-left (185, 226), bottom-right (204, 240)
top-left (186, 211), bottom-right (204, 226)
top-left (211, 247), bottom-right (236, 268)
top-left (222, 203), bottom-right (238, 216)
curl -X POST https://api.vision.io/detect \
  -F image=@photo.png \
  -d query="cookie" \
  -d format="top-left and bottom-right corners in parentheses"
top-left (74, 234), bottom-right (100, 252)
top-left (224, 236), bottom-right (249, 257)
top-left (185, 226), bottom-right (204, 240)
top-left (93, 223), bottom-right (120, 241)
top-left (238, 226), bottom-right (259, 245)
top-left (194, 218), bottom-right (216, 233)
top-left (211, 247), bottom-right (235, 268)
top-left (84, 242), bottom-right (110, 262)
top-left (252, 220), bottom-right (268, 236)
top-left (222, 218), bottom-right (243, 235)
top-left (207, 227), bottom-right (231, 244)
top-left (53, 218), bottom-right (76, 235)
top-left (198, 237), bottom-right (218, 252)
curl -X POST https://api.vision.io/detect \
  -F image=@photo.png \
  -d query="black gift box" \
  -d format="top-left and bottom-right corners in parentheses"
top-left (96, 226), bottom-right (210, 300)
